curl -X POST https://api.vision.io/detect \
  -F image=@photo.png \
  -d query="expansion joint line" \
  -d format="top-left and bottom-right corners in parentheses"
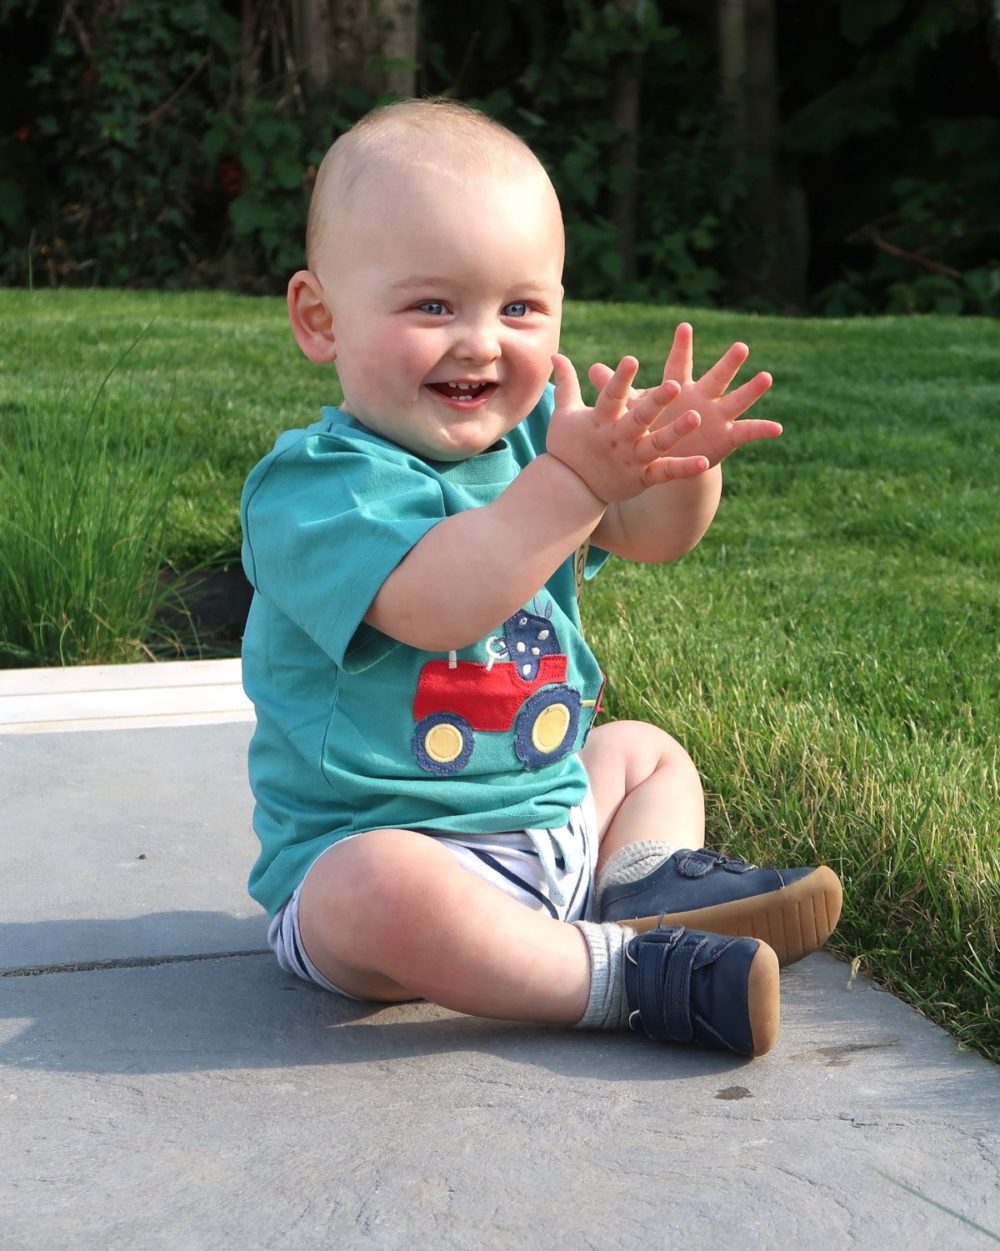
top-left (0, 949), bottom-right (271, 977)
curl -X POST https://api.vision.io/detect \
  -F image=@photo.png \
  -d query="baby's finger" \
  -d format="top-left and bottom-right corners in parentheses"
top-left (642, 452), bottom-right (710, 486)
top-left (648, 407), bottom-right (701, 453)
top-left (727, 417), bottom-right (784, 448)
top-left (587, 361), bottom-right (616, 392)
top-left (715, 370), bottom-right (773, 420)
top-left (594, 356), bottom-right (640, 420)
top-left (627, 378), bottom-right (682, 433)
top-left (551, 353), bottom-right (584, 411)
top-left (697, 340), bottom-right (750, 397)
top-left (589, 360), bottom-right (647, 414)
top-left (662, 322), bottom-right (694, 385)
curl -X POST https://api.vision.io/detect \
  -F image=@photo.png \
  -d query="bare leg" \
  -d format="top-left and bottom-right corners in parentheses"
top-left (579, 720), bottom-right (706, 868)
top-left (297, 827), bottom-right (591, 1022)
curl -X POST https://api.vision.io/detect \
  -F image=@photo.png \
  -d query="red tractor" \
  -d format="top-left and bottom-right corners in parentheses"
top-left (411, 607), bottom-right (595, 774)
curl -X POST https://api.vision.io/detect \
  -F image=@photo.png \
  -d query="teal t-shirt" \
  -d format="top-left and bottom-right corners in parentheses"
top-left (240, 385), bottom-right (607, 916)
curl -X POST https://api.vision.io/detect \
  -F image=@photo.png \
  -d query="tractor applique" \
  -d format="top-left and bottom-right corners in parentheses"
top-left (411, 605), bottom-right (597, 774)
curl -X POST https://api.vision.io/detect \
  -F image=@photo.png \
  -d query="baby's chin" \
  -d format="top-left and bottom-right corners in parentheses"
top-left (415, 436), bottom-right (504, 463)
top-left (345, 412), bottom-right (495, 462)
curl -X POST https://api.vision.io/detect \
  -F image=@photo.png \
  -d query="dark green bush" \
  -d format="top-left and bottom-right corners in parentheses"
top-left (1, 0), bottom-right (997, 312)
top-left (2, 1), bottom-right (237, 286)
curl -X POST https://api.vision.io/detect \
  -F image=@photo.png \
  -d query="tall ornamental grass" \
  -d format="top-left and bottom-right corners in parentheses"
top-left (0, 329), bottom-right (174, 666)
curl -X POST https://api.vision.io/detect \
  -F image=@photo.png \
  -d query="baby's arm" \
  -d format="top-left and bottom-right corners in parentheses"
top-left (590, 323), bottom-right (780, 564)
top-left (364, 357), bottom-right (708, 652)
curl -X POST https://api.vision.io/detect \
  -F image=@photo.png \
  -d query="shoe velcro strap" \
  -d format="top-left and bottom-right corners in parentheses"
top-left (638, 930), bottom-right (706, 1043)
top-left (677, 849), bottom-right (755, 878)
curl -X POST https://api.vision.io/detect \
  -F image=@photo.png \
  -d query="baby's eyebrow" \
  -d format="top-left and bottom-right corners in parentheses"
top-left (391, 276), bottom-right (451, 291)
top-left (390, 277), bottom-right (557, 301)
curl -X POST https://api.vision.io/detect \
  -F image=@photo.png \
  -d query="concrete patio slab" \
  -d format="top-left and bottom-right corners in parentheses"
top-left (2, 952), bottom-right (999, 1250)
top-left (0, 657), bottom-right (253, 734)
top-left (1, 720), bottom-right (265, 970)
top-left (1, 660), bottom-right (998, 1249)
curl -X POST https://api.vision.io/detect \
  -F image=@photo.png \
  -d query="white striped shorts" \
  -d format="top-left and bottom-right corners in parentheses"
top-left (267, 790), bottom-right (600, 998)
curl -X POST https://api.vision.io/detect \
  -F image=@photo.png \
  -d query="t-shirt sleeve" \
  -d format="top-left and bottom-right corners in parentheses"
top-left (241, 431), bottom-right (445, 667)
top-left (582, 540), bottom-right (609, 581)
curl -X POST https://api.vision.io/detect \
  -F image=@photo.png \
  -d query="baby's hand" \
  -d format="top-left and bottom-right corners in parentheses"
top-left (547, 354), bottom-right (710, 505)
top-left (587, 323), bottom-right (781, 468)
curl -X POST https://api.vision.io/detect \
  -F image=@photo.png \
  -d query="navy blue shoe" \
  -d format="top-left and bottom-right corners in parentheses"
top-left (624, 926), bottom-right (780, 1056)
top-left (601, 849), bottom-right (842, 967)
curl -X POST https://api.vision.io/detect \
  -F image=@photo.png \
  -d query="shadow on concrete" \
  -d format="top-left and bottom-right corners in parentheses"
top-left (1, 914), bottom-right (762, 1083)
top-left (2, 926), bottom-right (991, 1114)
top-left (1, 910), bottom-right (269, 972)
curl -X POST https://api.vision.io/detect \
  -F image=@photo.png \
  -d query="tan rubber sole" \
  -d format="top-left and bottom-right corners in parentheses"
top-left (747, 941), bottom-right (781, 1056)
top-left (617, 864), bottom-right (843, 968)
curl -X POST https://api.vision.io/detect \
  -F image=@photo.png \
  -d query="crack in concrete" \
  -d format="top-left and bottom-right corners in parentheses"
top-left (0, 950), bottom-right (271, 978)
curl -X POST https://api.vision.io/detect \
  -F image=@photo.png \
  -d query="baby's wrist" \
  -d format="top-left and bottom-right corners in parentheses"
top-left (538, 450), bottom-right (609, 510)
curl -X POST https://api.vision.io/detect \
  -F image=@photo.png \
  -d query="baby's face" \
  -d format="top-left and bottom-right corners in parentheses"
top-left (314, 157), bottom-right (564, 461)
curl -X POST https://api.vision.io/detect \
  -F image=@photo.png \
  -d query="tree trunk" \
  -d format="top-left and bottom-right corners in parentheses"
top-left (718, 0), bottom-right (750, 149)
top-left (241, 0), bottom-right (263, 112)
top-left (718, 0), bottom-right (807, 308)
top-left (610, 0), bottom-right (644, 285)
top-left (291, 0), bottom-right (420, 102)
top-left (379, 0), bottom-right (420, 98)
top-left (290, 0), bottom-right (333, 100)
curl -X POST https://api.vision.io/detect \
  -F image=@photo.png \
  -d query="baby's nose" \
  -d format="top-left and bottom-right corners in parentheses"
top-left (453, 320), bottom-right (501, 362)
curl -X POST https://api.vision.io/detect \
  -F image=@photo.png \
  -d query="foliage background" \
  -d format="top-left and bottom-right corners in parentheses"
top-left (1, 0), bottom-right (997, 315)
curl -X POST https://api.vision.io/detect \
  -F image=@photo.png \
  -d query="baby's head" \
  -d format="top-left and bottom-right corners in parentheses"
top-left (288, 99), bottom-right (566, 461)
top-left (303, 99), bottom-right (562, 281)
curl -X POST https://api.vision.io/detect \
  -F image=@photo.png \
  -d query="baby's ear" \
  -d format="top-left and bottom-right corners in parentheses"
top-left (287, 270), bottom-right (338, 363)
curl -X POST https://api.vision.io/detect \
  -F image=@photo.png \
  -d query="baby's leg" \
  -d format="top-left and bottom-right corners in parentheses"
top-left (296, 819), bottom-right (780, 1057)
top-left (579, 719), bottom-right (705, 865)
top-left (581, 719), bottom-right (842, 966)
top-left (297, 828), bottom-right (591, 1022)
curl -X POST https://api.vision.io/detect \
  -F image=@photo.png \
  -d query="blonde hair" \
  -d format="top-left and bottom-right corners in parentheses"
top-left (306, 98), bottom-right (551, 270)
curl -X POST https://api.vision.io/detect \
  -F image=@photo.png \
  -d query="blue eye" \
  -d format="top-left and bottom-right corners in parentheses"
top-left (417, 301), bottom-right (446, 315)
top-left (503, 301), bottom-right (529, 318)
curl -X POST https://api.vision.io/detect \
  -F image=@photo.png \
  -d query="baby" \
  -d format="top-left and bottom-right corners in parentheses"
top-left (240, 98), bottom-right (842, 1057)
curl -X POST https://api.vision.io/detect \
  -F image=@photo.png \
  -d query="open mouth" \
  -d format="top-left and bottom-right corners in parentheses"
top-left (428, 381), bottom-right (496, 403)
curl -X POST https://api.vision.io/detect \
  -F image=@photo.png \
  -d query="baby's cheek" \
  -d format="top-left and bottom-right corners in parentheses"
top-left (396, 341), bottom-right (439, 385)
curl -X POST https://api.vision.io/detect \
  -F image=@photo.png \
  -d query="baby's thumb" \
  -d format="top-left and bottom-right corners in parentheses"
top-left (551, 353), bottom-right (582, 409)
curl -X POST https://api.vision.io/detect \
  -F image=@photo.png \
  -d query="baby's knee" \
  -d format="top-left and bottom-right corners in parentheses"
top-left (300, 827), bottom-right (451, 930)
top-left (588, 718), bottom-right (697, 775)
top-left (295, 829), bottom-right (450, 996)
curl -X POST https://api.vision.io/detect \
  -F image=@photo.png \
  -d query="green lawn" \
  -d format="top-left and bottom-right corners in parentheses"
top-left (1, 288), bottom-right (997, 1060)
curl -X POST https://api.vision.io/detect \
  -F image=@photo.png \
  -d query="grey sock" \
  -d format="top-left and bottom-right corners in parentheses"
top-left (595, 840), bottom-right (677, 908)
top-left (573, 920), bottom-right (633, 1030)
